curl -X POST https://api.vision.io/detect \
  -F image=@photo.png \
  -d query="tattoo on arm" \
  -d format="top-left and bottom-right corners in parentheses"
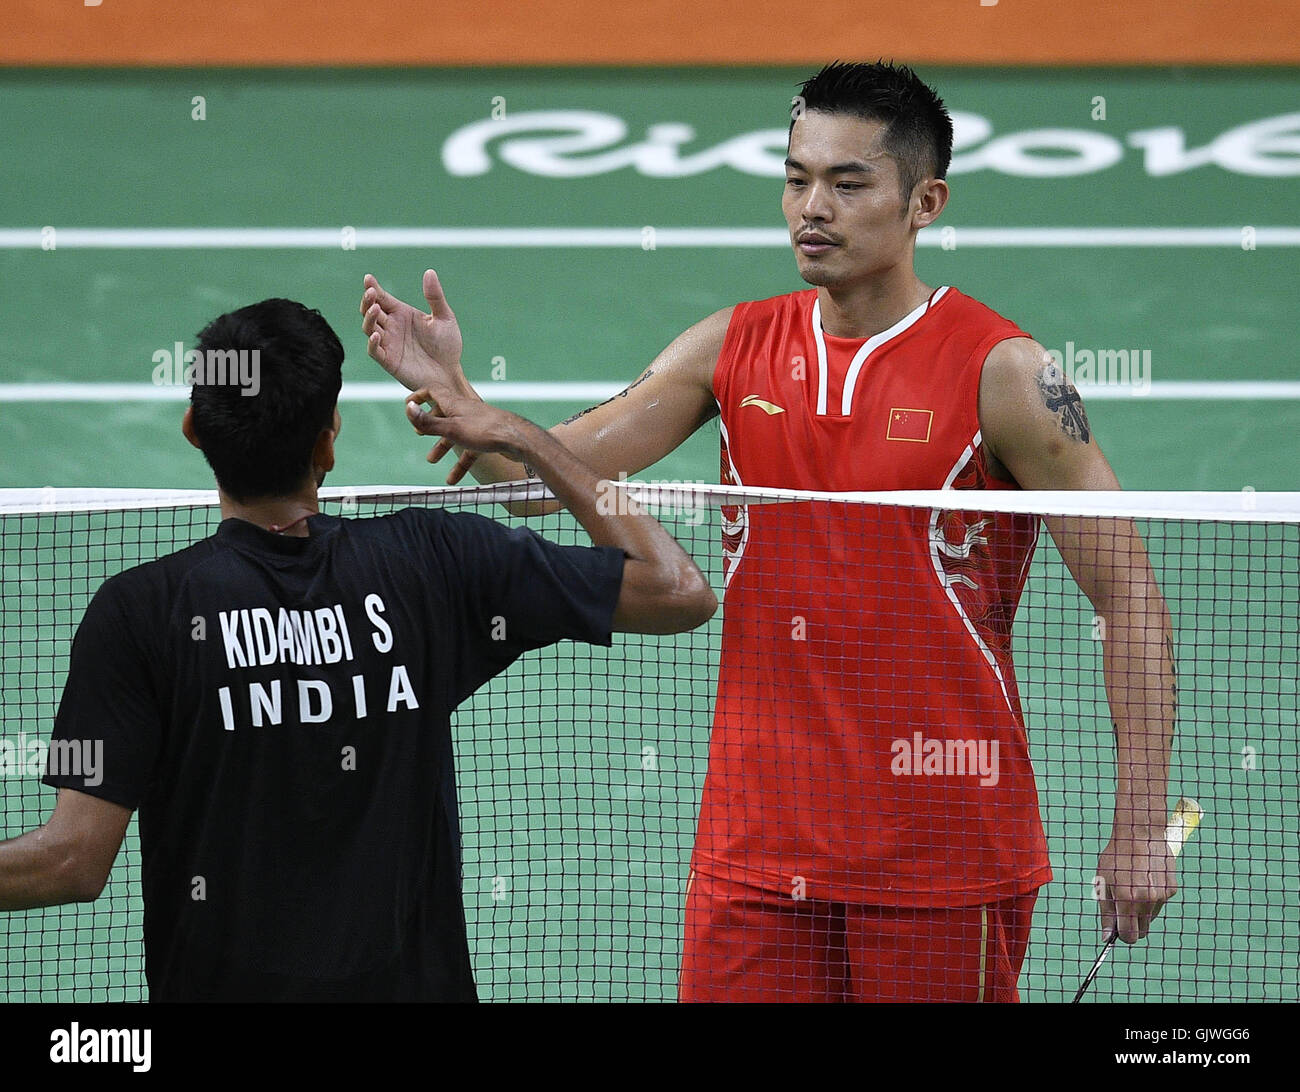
top-left (1165, 632), bottom-right (1178, 729)
top-left (559, 369), bottom-right (656, 427)
top-left (1110, 635), bottom-right (1178, 749)
top-left (559, 398), bottom-right (612, 428)
top-left (1035, 367), bottom-right (1091, 443)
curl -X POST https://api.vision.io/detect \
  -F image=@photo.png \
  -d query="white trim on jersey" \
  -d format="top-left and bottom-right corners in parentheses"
top-left (927, 429), bottom-right (1018, 717)
top-left (810, 287), bottom-right (950, 417)
top-left (810, 296), bottom-right (831, 416)
top-left (717, 414), bottom-right (751, 591)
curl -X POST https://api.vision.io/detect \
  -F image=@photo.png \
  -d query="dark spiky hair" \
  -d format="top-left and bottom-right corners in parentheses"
top-left (189, 299), bottom-right (343, 502)
top-left (793, 61), bottom-right (953, 203)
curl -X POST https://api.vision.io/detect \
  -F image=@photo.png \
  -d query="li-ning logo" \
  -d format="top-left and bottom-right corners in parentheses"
top-left (890, 732), bottom-right (1000, 786)
top-left (739, 394), bottom-right (785, 415)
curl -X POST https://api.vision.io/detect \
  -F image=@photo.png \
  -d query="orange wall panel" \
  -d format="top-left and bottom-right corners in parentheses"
top-left (3, 0), bottom-right (1298, 66)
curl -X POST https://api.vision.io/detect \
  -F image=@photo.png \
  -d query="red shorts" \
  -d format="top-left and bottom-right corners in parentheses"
top-left (680, 870), bottom-right (1038, 1003)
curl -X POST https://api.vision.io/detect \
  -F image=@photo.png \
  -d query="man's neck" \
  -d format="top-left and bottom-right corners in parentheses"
top-left (815, 271), bottom-right (934, 341)
top-left (220, 487), bottom-right (320, 537)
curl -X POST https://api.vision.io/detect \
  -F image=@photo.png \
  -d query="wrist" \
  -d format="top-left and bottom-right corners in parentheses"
top-left (513, 423), bottom-right (570, 486)
top-left (437, 367), bottom-right (476, 401)
top-left (502, 415), bottom-right (541, 468)
top-left (1112, 809), bottom-right (1166, 838)
top-left (411, 362), bottom-right (476, 400)
top-left (454, 369), bottom-right (479, 401)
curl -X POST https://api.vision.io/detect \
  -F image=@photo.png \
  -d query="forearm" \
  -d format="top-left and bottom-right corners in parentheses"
top-left (1099, 592), bottom-right (1176, 830)
top-left (0, 824), bottom-right (84, 910)
top-left (469, 421), bottom-right (616, 487)
top-left (458, 405), bottom-right (645, 519)
top-left (512, 420), bottom-right (680, 565)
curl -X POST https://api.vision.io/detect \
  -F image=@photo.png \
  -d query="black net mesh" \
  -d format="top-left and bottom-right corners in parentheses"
top-left (1, 486), bottom-right (1296, 1002)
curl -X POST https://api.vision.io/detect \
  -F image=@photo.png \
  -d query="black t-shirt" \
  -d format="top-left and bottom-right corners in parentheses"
top-left (43, 508), bottom-right (624, 1002)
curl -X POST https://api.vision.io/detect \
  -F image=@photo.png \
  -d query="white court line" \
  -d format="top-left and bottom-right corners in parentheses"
top-left (1, 227), bottom-right (1299, 248)
top-left (0, 381), bottom-right (617, 403)
top-left (2, 381), bottom-right (1299, 403)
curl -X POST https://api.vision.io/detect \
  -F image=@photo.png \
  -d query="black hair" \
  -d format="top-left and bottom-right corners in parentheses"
top-left (189, 298), bottom-right (343, 502)
top-left (793, 61), bottom-right (954, 202)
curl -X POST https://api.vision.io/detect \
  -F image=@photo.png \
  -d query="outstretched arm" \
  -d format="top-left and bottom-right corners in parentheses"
top-left (405, 386), bottom-right (717, 634)
top-left (980, 337), bottom-right (1177, 945)
top-left (361, 272), bottom-right (726, 504)
top-left (0, 789), bottom-right (132, 910)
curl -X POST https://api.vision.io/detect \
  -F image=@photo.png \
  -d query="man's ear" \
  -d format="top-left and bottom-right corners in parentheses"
top-left (911, 177), bottom-right (950, 231)
top-left (313, 407), bottom-right (340, 476)
top-left (181, 406), bottom-right (201, 450)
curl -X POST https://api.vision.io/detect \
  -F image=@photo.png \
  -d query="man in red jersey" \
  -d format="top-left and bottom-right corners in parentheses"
top-left (361, 61), bottom-right (1178, 1002)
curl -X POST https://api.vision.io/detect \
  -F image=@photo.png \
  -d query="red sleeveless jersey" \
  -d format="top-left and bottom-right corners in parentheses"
top-left (696, 285), bottom-right (1053, 906)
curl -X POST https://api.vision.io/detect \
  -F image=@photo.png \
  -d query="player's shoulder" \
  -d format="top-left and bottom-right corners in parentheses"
top-left (344, 504), bottom-right (522, 557)
top-left (937, 286), bottom-right (1025, 332)
top-left (975, 324), bottom-right (1056, 451)
top-left (80, 534), bottom-right (223, 632)
top-left (330, 505), bottom-right (447, 558)
top-left (714, 289), bottom-right (815, 362)
top-left (363, 503), bottom-right (496, 537)
top-left (348, 506), bottom-right (593, 593)
top-left (957, 286), bottom-right (1046, 379)
top-left (981, 333), bottom-right (1051, 380)
top-left (932, 288), bottom-right (1043, 381)
top-left (730, 287), bottom-right (817, 324)
top-left (110, 534), bottom-right (218, 590)
top-left (671, 303), bottom-right (738, 356)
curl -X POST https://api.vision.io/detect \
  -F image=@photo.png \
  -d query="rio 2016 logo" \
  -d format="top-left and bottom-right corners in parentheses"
top-left (442, 109), bottom-right (1300, 180)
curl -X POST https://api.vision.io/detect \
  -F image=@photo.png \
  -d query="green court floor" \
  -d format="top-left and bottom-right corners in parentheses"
top-left (0, 66), bottom-right (1296, 1002)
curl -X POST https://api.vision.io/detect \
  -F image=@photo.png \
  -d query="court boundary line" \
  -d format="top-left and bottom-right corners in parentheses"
top-left (2, 227), bottom-right (1299, 248)
top-left (2, 380), bottom-right (1299, 403)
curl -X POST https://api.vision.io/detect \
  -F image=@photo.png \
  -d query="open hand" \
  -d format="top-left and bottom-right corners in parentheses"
top-left (361, 270), bottom-right (467, 394)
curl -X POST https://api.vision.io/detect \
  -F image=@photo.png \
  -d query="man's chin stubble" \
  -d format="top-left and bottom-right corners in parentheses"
top-left (795, 260), bottom-right (838, 288)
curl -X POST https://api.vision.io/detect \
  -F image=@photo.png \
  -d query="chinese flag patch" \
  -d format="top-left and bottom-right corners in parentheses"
top-left (886, 407), bottom-right (933, 443)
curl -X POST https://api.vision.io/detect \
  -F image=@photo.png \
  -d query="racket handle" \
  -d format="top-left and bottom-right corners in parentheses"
top-left (1164, 797), bottom-right (1203, 858)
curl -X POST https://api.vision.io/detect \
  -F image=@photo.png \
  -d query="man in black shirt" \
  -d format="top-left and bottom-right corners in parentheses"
top-left (0, 298), bottom-right (716, 1001)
